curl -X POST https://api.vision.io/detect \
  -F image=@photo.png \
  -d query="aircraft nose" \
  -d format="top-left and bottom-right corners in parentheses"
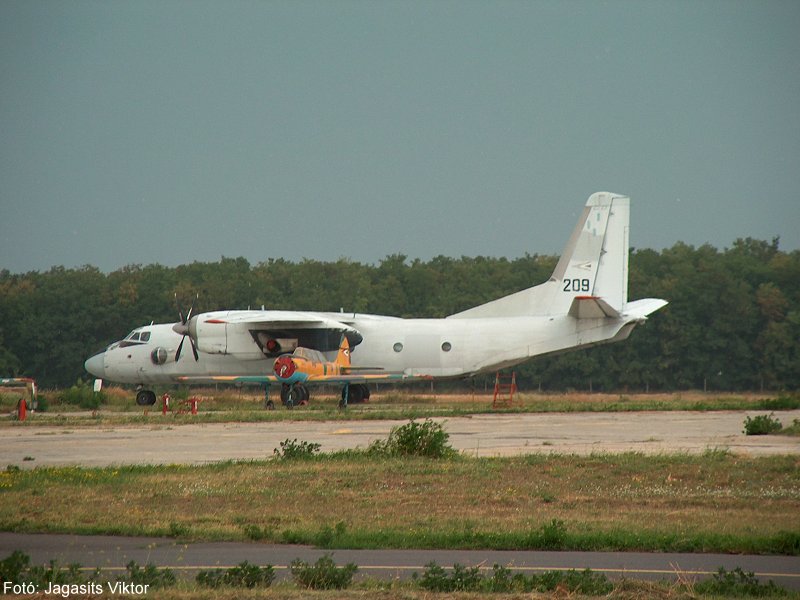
top-left (84, 352), bottom-right (106, 378)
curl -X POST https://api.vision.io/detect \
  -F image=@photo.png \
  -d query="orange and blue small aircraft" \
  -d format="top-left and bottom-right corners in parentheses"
top-left (271, 337), bottom-right (368, 407)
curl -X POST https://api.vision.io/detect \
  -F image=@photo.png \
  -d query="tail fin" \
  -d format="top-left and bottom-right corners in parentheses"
top-left (336, 336), bottom-right (351, 367)
top-left (448, 192), bottom-right (630, 319)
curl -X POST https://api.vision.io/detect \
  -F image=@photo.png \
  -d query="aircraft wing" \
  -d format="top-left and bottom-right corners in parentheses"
top-left (178, 371), bottom-right (415, 386)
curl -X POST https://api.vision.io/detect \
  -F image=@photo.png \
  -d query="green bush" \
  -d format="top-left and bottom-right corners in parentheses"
top-left (196, 561), bottom-right (275, 588)
top-left (289, 554), bottom-right (358, 590)
top-left (0, 551), bottom-right (97, 588)
top-left (368, 418), bottom-right (456, 458)
top-left (414, 562), bottom-right (482, 592)
top-left (743, 413), bottom-right (783, 435)
top-left (61, 380), bottom-right (105, 410)
top-left (694, 567), bottom-right (787, 597)
top-left (273, 438), bottom-right (321, 459)
top-left (1, 550), bottom-right (29, 584)
top-left (120, 561), bottom-right (175, 588)
top-left (413, 562), bottom-right (612, 595)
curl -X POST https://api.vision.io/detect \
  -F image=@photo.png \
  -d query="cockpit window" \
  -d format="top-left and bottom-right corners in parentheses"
top-left (120, 330), bottom-right (148, 347)
top-left (293, 347), bottom-right (325, 362)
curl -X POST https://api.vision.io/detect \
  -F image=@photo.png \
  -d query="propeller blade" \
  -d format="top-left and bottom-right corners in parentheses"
top-left (186, 294), bottom-right (198, 322)
top-left (174, 293), bottom-right (184, 324)
top-left (174, 293), bottom-right (199, 361)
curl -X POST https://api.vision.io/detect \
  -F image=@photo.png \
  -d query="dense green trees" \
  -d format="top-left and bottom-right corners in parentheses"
top-left (1, 239), bottom-right (798, 391)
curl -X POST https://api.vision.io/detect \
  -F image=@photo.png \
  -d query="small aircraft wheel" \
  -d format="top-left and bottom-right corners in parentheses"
top-left (359, 384), bottom-right (370, 402)
top-left (136, 390), bottom-right (156, 406)
top-left (265, 400), bottom-right (275, 411)
top-left (345, 385), bottom-right (365, 404)
top-left (297, 384), bottom-right (310, 405)
top-left (286, 386), bottom-right (305, 408)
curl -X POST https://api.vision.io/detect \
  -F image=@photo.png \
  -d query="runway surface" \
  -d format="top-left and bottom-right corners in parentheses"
top-left (2, 533), bottom-right (799, 590)
top-left (2, 410), bottom-right (799, 468)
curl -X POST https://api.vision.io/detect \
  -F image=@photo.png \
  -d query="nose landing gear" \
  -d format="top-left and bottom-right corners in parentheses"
top-left (135, 389), bottom-right (157, 406)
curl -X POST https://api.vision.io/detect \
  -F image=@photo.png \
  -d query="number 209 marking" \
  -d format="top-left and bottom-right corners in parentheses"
top-left (563, 278), bottom-right (590, 292)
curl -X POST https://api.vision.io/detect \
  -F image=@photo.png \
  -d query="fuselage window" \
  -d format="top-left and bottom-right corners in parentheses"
top-left (393, 342), bottom-right (403, 353)
top-left (441, 341), bottom-right (452, 352)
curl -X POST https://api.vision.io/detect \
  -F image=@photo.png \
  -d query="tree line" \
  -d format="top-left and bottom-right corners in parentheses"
top-left (1, 237), bottom-right (798, 391)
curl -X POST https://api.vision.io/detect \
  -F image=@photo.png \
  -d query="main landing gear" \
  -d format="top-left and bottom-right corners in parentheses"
top-left (339, 383), bottom-right (370, 408)
top-left (263, 383), bottom-right (370, 410)
top-left (280, 384), bottom-right (309, 409)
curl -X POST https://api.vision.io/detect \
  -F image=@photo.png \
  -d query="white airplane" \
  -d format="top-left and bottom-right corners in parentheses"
top-left (85, 192), bottom-right (667, 408)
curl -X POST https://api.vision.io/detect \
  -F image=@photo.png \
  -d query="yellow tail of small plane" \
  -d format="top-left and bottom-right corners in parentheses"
top-left (336, 336), bottom-right (351, 367)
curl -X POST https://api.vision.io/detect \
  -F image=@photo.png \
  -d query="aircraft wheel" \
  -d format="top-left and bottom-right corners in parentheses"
top-left (280, 384), bottom-right (290, 406)
top-left (297, 385), bottom-right (310, 405)
top-left (286, 386), bottom-right (308, 409)
top-left (359, 384), bottom-right (370, 401)
top-left (342, 383), bottom-right (369, 404)
top-left (343, 384), bottom-right (365, 404)
top-left (136, 390), bottom-right (156, 406)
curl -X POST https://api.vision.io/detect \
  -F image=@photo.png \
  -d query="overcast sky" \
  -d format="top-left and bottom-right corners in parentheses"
top-left (1, 0), bottom-right (798, 274)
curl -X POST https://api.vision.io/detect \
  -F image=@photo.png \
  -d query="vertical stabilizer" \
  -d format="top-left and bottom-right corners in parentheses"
top-left (448, 192), bottom-right (630, 319)
top-left (549, 192), bottom-right (629, 314)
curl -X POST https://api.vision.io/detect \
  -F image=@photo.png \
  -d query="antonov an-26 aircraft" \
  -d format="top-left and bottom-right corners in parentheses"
top-left (85, 192), bottom-right (667, 408)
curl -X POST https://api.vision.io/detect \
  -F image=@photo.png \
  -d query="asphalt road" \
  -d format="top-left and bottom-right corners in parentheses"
top-left (2, 533), bottom-right (799, 590)
top-left (2, 410), bottom-right (799, 468)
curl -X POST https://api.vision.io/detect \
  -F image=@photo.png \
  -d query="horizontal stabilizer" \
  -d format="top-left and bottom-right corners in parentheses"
top-left (568, 296), bottom-right (621, 319)
top-left (622, 298), bottom-right (669, 320)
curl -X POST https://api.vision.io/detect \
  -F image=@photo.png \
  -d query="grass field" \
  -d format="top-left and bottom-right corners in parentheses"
top-left (1, 452), bottom-right (798, 555)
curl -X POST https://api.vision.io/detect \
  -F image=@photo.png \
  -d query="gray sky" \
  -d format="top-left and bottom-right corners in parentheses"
top-left (1, 0), bottom-right (798, 274)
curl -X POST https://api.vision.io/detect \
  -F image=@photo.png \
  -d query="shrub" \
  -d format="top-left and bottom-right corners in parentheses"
top-left (273, 438), bottom-right (321, 459)
top-left (1, 551), bottom-right (97, 588)
top-left (0, 550), bottom-right (29, 584)
top-left (289, 554), bottom-right (358, 590)
top-left (413, 562), bottom-right (612, 595)
top-left (694, 567), bottom-right (786, 597)
top-left (120, 561), bottom-right (175, 588)
top-left (61, 380), bottom-right (105, 410)
top-left (369, 419), bottom-right (456, 458)
top-left (197, 561), bottom-right (275, 588)
top-left (414, 562), bottom-right (482, 592)
top-left (743, 413), bottom-right (783, 435)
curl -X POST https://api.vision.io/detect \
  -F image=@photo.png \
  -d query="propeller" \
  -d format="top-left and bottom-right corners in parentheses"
top-left (173, 293), bottom-right (199, 361)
